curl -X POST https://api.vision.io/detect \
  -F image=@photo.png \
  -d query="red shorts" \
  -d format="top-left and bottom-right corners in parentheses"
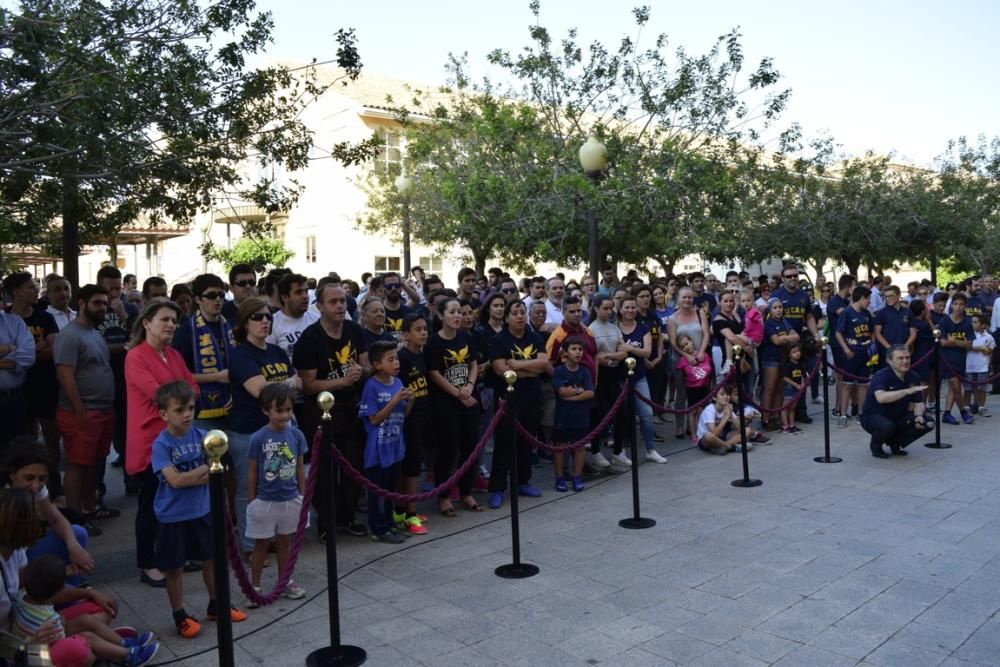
top-left (56, 408), bottom-right (114, 466)
top-left (59, 599), bottom-right (105, 621)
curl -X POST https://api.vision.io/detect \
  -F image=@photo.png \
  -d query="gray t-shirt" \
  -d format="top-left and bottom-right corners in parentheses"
top-left (588, 319), bottom-right (624, 366)
top-left (53, 322), bottom-right (114, 411)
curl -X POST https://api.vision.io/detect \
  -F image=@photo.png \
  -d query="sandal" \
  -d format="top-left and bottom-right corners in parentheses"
top-left (86, 506), bottom-right (121, 520)
top-left (459, 496), bottom-right (484, 512)
top-left (438, 502), bottom-right (457, 518)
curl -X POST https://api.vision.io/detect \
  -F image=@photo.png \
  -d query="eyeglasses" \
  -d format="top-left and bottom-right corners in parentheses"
top-left (783, 274), bottom-right (798, 279)
top-left (384, 283), bottom-right (401, 290)
top-left (248, 312), bottom-right (273, 322)
top-left (501, 288), bottom-right (517, 294)
top-left (200, 291), bottom-right (225, 300)
top-left (233, 279), bottom-right (256, 288)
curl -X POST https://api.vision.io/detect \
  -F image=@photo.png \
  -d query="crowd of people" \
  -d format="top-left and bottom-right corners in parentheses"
top-left (1, 260), bottom-right (998, 663)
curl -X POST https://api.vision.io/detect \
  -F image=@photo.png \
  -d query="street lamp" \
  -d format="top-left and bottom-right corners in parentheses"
top-left (579, 135), bottom-right (608, 284)
top-left (395, 173), bottom-right (413, 277)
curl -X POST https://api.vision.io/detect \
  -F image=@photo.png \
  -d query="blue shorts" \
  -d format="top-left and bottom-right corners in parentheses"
top-left (553, 425), bottom-right (588, 445)
top-left (840, 352), bottom-right (871, 384)
top-left (783, 385), bottom-right (800, 399)
top-left (761, 359), bottom-right (780, 369)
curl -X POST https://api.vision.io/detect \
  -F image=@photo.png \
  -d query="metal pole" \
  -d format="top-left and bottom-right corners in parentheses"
top-left (587, 171), bottom-right (601, 284)
top-left (731, 346), bottom-right (763, 488)
top-left (926, 330), bottom-right (953, 450)
top-left (402, 198), bottom-right (411, 278)
top-left (619, 359), bottom-right (655, 529)
top-left (496, 371), bottom-right (539, 579)
top-left (307, 393), bottom-right (366, 667)
top-left (202, 430), bottom-right (234, 667)
top-left (815, 338), bottom-right (842, 463)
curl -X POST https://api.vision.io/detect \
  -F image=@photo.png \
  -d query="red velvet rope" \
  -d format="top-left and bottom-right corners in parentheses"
top-left (328, 402), bottom-right (506, 502)
top-left (938, 352), bottom-right (1000, 385)
top-left (223, 429), bottom-right (321, 606)
top-left (633, 367), bottom-right (736, 415)
top-left (743, 359), bottom-right (823, 415)
top-left (828, 347), bottom-right (934, 382)
top-left (512, 381), bottom-right (629, 453)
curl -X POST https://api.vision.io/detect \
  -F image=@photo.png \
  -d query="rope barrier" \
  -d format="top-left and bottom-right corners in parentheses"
top-left (938, 352), bottom-right (1000, 385)
top-left (223, 430), bottom-right (321, 606)
top-left (828, 347), bottom-right (934, 382)
top-left (633, 367), bottom-right (736, 415)
top-left (743, 359), bottom-right (823, 415)
top-left (328, 403), bottom-right (506, 503)
top-left (513, 381), bottom-right (629, 453)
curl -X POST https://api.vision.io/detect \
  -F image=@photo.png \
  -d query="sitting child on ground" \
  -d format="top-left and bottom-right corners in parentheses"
top-left (695, 385), bottom-right (754, 455)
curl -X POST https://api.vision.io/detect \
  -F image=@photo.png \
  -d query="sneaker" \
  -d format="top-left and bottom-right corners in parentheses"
top-left (371, 531), bottom-right (405, 544)
top-left (748, 432), bottom-right (772, 446)
top-left (587, 452), bottom-right (611, 469)
top-left (782, 425), bottom-right (795, 434)
top-left (979, 407), bottom-right (991, 418)
top-left (518, 483), bottom-right (542, 498)
top-left (176, 616), bottom-right (201, 638)
top-left (121, 631), bottom-right (155, 649)
top-left (206, 607), bottom-right (247, 623)
top-left (401, 516), bottom-right (428, 536)
top-left (644, 449), bottom-right (668, 464)
top-left (831, 408), bottom-right (842, 417)
top-left (571, 475), bottom-right (584, 492)
top-left (720, 359), bottom-right (733, 376)
top-left (488, 491), bottom-right (504, 509)
top-left (788, 426), bottom-right (803, 435)
top-left (732, 443), bottom-right (754, 453)
top-left (611, 452), bottom-right (632, 467)
top-left (961, 410), bottom-right (975, 424)
top-left (812, 397), bottom-right (823, 404)
top-left (244, 586), bottom-right (261, 610)
top-left (283, 583), bottom-right (306, 600)
top-left (555, 477), bottom-right (567, 492)
top-left (837, 415), bottom-right (848, 429)
top-left (971, 404), bottom-right (980, 415)
top-left (942, 413), bottom-right (960, 425)
top-left (339, 520), bottom-right (368, 538)
top-left (126, 642), bottom-right (159, 666)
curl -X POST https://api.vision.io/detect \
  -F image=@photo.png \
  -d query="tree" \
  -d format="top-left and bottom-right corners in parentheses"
top-left (0, 0), bottom-right (377, 285)
top-left (203, 236), bottom-right (294, 274)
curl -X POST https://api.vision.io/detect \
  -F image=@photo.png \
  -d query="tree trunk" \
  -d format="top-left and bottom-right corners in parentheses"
top-left (62, 179), bottom-right (81, 293)
top-left (654, 256), bottom-right (676, 278)
top-left (843, 256), bottom-right (860, 279)
top-left (471, 248), bottom-right (488, 278)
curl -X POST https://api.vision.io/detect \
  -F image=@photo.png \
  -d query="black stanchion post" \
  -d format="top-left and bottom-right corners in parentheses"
top-left (926, 328), bottom-right (953, 450)
top-left (731, 346), bottom-right (763, 488)
top-left (307, 392), bottom-right (366, 667)
top-left (619, 358), bottom-right (655, 529)
top-left (815, 337), bottom-right (842, 463)
top-left (496, 370), bottom-right (539, 579)
top-left (202, 430), bottom-right (234, 667)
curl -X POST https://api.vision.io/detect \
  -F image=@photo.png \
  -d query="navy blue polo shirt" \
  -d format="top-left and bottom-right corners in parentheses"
top-left (771, 286), bottom-right (813, 334)
top-left (874, 304), bottom-right (913, 348)
top-left (862, 367), bottom-right (922, 421)
top-left (835, 306), bottom-right (872, 352)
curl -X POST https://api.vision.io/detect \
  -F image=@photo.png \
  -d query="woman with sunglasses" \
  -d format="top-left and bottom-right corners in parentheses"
top-left (227, 297), bottom-right (302, 559)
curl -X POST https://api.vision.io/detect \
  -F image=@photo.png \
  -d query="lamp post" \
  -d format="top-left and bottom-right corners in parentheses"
top-left (579, 135), bottom-right (608, 285)
top-left (395, 173), bottom-right (413, 278)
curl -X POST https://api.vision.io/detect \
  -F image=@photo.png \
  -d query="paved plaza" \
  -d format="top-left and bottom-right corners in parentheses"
top-left (89, 406), bottom-right (1000, 666)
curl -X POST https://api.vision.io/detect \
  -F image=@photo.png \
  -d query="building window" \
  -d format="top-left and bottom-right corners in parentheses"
top-left (417, 256), bottom-right (444, 273)
top-left (374, 129), bottom-right (401, 177)
top-left (374, 256), bottom-right (401, 272)
top-left (305, 235), bottom-right (317, 263)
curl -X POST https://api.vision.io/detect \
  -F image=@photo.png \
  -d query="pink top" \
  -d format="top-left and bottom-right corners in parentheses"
top-left (124, 341), bottom-right (199, 476)
top-left (677, 354), bottom-right (712, 388)
top-left (743, 308), bottom-right (764, 346)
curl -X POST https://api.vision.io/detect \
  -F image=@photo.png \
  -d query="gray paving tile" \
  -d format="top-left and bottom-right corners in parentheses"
top-left (639, 629), bottom-right (717, 664)
top-left (773, 644), bottom-right (860, 666)
top-left (865, 638), bottom-right (948, 667)
top-left (723, 629), bottom-right (801, 662)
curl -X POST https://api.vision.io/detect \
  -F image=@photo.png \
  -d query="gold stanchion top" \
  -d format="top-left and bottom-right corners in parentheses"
top-left (732, 344), bottom-right (743, 360)
top-left (317, 391), bottom-right (335, 421)
top-left (202, 429), bottom-right (229, 473)
top-left (504, 369), bottom-right (517, 393)
top-left (932, 329), bottom-right (941, 342)
top-left (625, 357), bottom-right (636, 376)
top-left (820, 335), bottom-right (829, 349)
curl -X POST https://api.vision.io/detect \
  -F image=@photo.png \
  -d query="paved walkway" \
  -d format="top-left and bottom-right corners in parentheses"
top-left (88, 406), bottom-right (1000, 666)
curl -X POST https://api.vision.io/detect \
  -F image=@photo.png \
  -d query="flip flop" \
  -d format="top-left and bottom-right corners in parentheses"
top-left (459, 497), bottom-right (484, 512)
top-left (438, 503), bottom-right (457, 518)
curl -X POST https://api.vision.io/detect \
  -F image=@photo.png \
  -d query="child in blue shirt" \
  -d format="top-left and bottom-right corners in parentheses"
top-left (551, 336), bottom-right (594, 492)
top-left (151, 381), bottom-right (247, 639)
top-left (244, 383), bottom-right (307, 608)
top-left (357, 341), bottom-right (413, 544)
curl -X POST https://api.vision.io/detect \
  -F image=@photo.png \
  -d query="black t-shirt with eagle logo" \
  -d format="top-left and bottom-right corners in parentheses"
top-left (293, 320), bottom-right (369, 410)
top-left (488, 328), bottom-right (546, 402)
top-left (397, 345), bottom-right (429, 417)
top-left (424, 330), bottom-right (478, 407)
top-left (383, 304), bottom-right (412, 342)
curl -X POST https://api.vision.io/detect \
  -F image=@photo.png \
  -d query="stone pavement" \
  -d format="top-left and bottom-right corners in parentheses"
top-left (87, 405), bottom-right (1000, 666)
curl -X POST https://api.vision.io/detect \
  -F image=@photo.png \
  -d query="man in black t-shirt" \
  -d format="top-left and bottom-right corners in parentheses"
top-left (861, 345), bottom-right (930, 457)
top-left (294, 284), bottom-right (369, 539)
top-left (381, 272), bottom-right (411, 341)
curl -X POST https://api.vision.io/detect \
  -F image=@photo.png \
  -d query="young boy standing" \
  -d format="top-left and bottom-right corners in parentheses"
top-left (965, 314), bottom-right (995, 417)
top-left (244, 383), bottom-right (307, 608)
top-left (358, 341), bottom-right (413, 544)
top-left (552, 336), bottom-right (594, 492)
top-left (151, 381), bottom-right (247, 638)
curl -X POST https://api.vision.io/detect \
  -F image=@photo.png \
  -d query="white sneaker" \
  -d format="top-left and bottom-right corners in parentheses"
top-left (587, 451), bottom-right (611, 469)
top-left (611, 452), bottom-right (632, 467)
top-left (644, 449), bottom-right (668, 464)
top-left (732, 443), bottom-right (754, 453)
top-left (837, 415), bottom-right (848, 429)
top-left (245, 586), bottom-right (261, 609)
top-left (283, 582), bottom-right (306, 600)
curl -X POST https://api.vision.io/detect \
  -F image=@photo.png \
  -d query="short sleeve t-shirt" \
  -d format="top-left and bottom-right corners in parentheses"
top-left (21, 309), bottom-right (59, 407)
top-left (939, 315), bottom-right (975, 371)
top-left (293, 320), bottom-right (368, 408)
top-left (52, 322), bottom-right (114, 411)
top-left (695, 403), bottom-right (730, 440)
top-left (874, 305), bottom-right (912, 348)
top-left (357, 376), bottom-right (406, 469)
top-left (0, 548), bottom-right (27, 630)
top-left (862, 368), bottom-right (922, 421)
top-left (762, 317), bottom-right (793, 363)
top-left (968, 330), bottom-right (995, 373)
top-left (397, 346), bottom-right (429, 416)
top-left (489, 328), bottom-right (546, 402)
top-left (228, 343), bottom-right (292, 433)
top-left (836, 306), bottom-right (873, 352)
top-left (248, 424), bottom-right (306, 501)
top-left (772, 286), bottom-right (813, 334)
top-left (425, 330), bottom-right (477, 398)
top-left (693, 293), bottom-right (717, 314)
top-left (552, 364), bottom-right (592, 429)
top-left (383, 304), bottom-right (412, 342)
top-left (267, 310), bottom-right (320, 369)
top-left (620, 322), bottom-right (650, 379)
top-left (151, 426), bottom-right (209, 523)
top-left (783, 360), bottom-right (804, 386)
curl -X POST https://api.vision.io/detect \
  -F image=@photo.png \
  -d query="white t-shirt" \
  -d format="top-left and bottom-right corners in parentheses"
top-left (967, 331), bottom-right (995, 374)
top-left (544, 299), bottom-right (564, 327)
top-left (0, 548), bottom-right (27, 629)
top-left (266, 310), bottom-right (319, 366)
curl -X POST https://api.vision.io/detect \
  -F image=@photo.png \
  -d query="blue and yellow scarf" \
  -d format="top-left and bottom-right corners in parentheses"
top-left (191, 311), bottom-right (237, 419)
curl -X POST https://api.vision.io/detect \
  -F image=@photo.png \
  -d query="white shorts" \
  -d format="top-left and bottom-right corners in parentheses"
top-left (245, 497), bottom-right (308, 540)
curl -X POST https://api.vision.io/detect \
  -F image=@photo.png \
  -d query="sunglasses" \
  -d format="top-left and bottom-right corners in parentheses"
top-left (200, 291), bottom-right (225, 300)
top-left (783, 274), bottom-right (798, 279)
top-left (233, 279), bottom-right (256, 288)
top-left (384, 283), bottom-right (401, 290)
top-left (501, 288), bottom-right (517, 294)
top-left (248, 312), bottom-right (273, 322)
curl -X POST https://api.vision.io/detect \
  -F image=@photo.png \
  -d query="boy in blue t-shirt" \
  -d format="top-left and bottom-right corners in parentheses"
top-left (357, 341), bottom-right (413, 544)
top-left (244, 383), bottom-right (307, 608)
top-left (552, 336), bottom-right (594, 492)
top-left (151, 381), bottom-right (247, 639)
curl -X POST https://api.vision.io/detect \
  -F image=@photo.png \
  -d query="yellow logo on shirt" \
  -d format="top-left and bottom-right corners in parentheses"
top-left (335, 343), bottom-right (355, 366)
top-left (445, 345), bottom-right (470, 366)
top-left (513, 343), bottom-right (535, 360)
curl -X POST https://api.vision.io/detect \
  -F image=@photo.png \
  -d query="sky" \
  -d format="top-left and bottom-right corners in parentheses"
top-left (254, 0), bottom-right (1000, 168)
